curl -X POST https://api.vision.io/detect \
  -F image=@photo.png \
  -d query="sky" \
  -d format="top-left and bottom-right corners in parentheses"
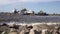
top-left (0, 0), bottom-right (60, 14)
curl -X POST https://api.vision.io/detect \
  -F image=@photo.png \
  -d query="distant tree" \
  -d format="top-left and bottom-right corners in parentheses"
top-left (32, 11), bottom-right (34, 14)
top-left (14, 9), bottom-right (18, 14)
top-left (38, 10), bottom-right (48, 16)
top-left (21, 8), bottom-right (27, 11)
top-left (38, 10), bottom-right (44, 15)
top-left (30, 11), bottom-right (35, 15)
top-left (53, 13), bottom-right (56, 15)
top-left (43, 12), bottom-right (47, 15)
top-left (20, 8), bottom-right (27, 14)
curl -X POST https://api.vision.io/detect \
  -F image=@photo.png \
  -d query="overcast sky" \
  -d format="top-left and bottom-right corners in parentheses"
top-left (0, 0), bottom-right (60, 14)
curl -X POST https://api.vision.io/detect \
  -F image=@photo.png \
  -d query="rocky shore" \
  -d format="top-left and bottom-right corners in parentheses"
top-left (0, 23), bottom-right (60, 34)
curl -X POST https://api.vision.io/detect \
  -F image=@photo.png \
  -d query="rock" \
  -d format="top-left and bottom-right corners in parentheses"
top-left (42, 29), bottom-right (47, 34)
top-left (19, 25), bottom-right (34, 34)
top-left (19, 28), bottom-right (30, 34)
top-left (29, 29), bottom-right (35, 34)
top-left (9, 28), bottom-right (18, 34)
top-left (9, 32), bottom-right (18, 34)
top-left (1, 31), bottom-right (5, 34)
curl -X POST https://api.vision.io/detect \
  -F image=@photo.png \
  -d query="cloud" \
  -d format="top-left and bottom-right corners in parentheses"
top-left (0, 0), bottom-right (20, 5)
top-left (0, 0), bottom-right (60, 5)
top-left (21, 0), bottom-right (60, 2)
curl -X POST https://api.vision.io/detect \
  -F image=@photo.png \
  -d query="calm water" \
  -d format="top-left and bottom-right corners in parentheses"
top-left (0, 16), bottom-right (60, 25)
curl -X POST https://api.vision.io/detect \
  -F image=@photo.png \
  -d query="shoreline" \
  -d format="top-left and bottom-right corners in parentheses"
top-left (1, 22), bottom-right (60, 26)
